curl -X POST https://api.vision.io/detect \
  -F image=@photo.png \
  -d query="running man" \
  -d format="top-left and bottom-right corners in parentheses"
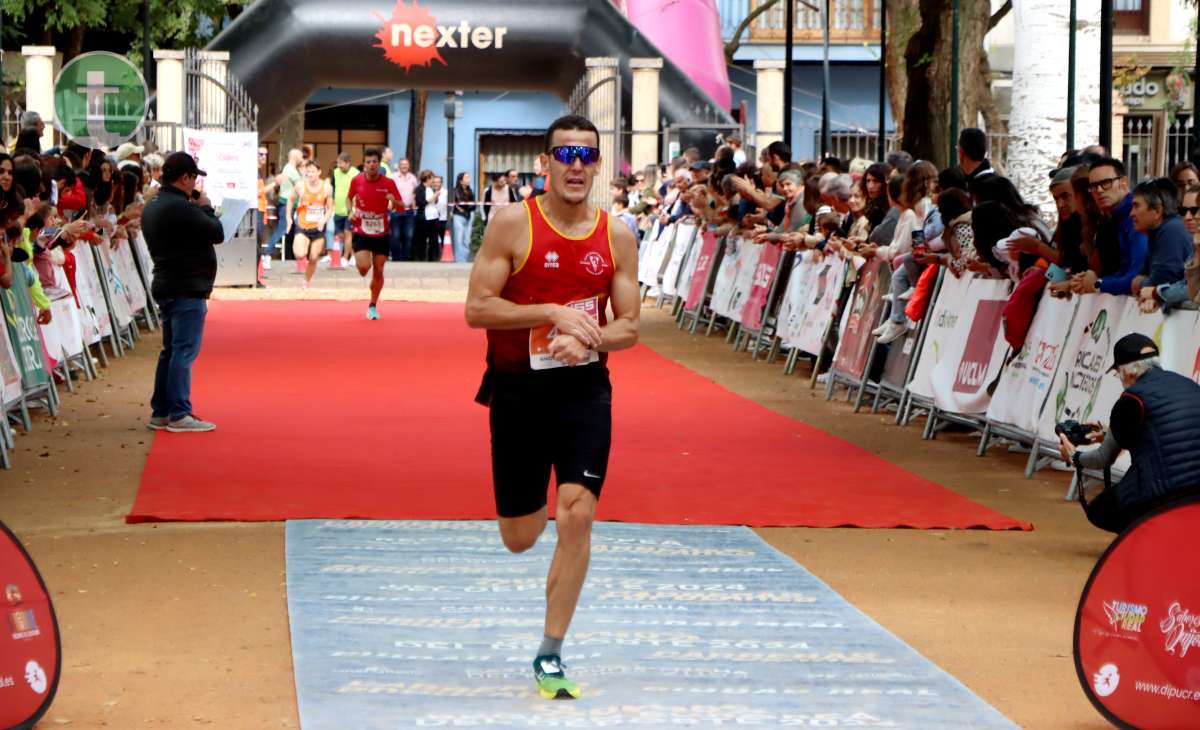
top-left (287, 159), bottom-right (333, 289)
top-left (465, 114), bottom-right (640, 700)
top-left (347, 147), bottom-right (401, 319)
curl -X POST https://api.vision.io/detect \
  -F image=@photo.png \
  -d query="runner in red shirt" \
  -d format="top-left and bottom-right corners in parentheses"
top-left (347, 147), bottom-right (401, 320)
top-left (465, 115), bottom-right (640, 700)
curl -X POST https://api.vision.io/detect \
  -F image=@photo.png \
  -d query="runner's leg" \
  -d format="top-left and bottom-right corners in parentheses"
top-left (355, 249), bottom-right (372, 277)
top-left (498, 507), bottom-right (548, 554)
top-left (305, 235), bottom-right (326, 284)
top-left (293, 233), bottom-right (310, 268)
top-left (370, 253), bottom-right (387, 305)
top-left (543, 483), bottom-right (596, 638)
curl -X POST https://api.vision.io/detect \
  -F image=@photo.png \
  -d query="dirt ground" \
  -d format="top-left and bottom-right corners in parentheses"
top-left (1, 294), bottom-right (1113, 729)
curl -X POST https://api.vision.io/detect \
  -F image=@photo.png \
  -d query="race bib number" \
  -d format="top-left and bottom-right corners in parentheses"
top-left (529, 297), bottom-right (601, 370)
top-left (304, 205), bottom-right (325, 227)
top-left (360, 213), bottom-right (385, 236)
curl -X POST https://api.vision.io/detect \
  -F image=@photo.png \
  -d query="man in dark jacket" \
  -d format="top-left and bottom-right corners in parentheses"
top-left (141, 152), bottom-right (225, 433)
top-left (1058, 333), bottom-right (1200, 533)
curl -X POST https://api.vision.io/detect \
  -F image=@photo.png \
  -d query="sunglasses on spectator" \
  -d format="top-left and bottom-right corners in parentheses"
top-left (1181, 206), bottom-right (1200, 217)
top-left (1088, 176), bottom-right (1123, 192)
top-left (550, 145), bottom-right (600, 166)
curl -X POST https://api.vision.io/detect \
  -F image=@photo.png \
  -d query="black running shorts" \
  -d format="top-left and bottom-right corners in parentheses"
top-left (296, 227), bottom-right (323, 239)
top-left (486, 365), bottom-right (612, 518)
top-left (353, 233), bottom-right (390, 256)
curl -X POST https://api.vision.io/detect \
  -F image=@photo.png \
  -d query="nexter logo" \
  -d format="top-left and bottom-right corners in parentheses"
top-left (375, 0), bottom-right (508, 71)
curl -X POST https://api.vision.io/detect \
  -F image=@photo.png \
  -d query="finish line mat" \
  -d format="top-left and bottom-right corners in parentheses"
top-left (129, 301), bottom-right (1029, 530)
top-left (286, 520), bottom-right (1016, 729)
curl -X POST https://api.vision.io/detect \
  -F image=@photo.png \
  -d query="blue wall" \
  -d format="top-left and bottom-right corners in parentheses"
top-left (728, 62), bottom-right (893, 161)
top-left (307, 88), bottom-right (565, 185)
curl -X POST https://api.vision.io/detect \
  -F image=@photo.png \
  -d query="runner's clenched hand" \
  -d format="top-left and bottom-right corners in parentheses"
top-left (550, 305), bottom-right (602, 349)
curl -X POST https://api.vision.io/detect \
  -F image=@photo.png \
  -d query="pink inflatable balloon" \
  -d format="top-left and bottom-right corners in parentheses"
top-left (622, 0), bottom-right (732, 112)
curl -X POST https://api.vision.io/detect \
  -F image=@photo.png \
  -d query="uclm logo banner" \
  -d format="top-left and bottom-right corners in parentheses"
top-left (375, 0), bottom-right (509, 71)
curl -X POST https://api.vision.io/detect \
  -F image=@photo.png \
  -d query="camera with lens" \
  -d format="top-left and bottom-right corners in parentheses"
top-left (1055, 419), bottom-right (1095, 447)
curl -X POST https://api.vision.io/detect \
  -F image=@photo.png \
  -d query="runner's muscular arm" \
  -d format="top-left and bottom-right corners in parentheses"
top-left (464, 204), bottom-right (602, 347)
top-left (596, 220), bottom-right (640, 352)
top-left (285, 188), bottom-right (296, 232)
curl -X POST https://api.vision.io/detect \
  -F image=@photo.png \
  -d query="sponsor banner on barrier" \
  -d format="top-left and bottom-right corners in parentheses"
top-left (708, 236), bottom-right (743, 318)
top-left (926, 277), bottom-right (1012, 415)
top-left (832, 258), bottom-right (889, 380)
top-left (778, 252), bottom-right (819, 349)
top-left (684, 230), bottom-right (720, 313)
top-left (1075, 499), bottom-right (1200, 729)
top-left (72, 244), bottom-right (113, 341)
top-left (660, 223), bottom-right (697, 298)
top-left (638, 223), bottom-right (673, 287)
top-left (739, 242), bottom-right (783, 331)
top-left (794, 257), bottom-right (847, 357)
top-left (0, 311), bottom-right (21, 405)
top-left (726, 240), bottom-right (764, 324)
top-left (907, 272), bottom-right (974, 400)
top-left (1158, 308), bottom-right (1200, 383)
top-left (676, 228), bottom-right (703, 305)
top-left (112, 242), bottom-right (148, 315)
top-left (0, 273), bottom-right (51, 391)
top-left (96, 245), bottom-right (134, 329)
top-left (986, 295), bottom-right (1080, 434)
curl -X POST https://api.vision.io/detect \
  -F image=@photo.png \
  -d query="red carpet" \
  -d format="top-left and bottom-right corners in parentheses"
top-left (128, 301), bottom-right (1031, 530)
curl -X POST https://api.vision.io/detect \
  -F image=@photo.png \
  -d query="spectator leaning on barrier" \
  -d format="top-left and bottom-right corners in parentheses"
top-left (141, 152), bottom-right (225, 434)
top-left (1140, 184), bottom-right (1200, 313)
top-left (1058, 334), bottom-right (1200, 533)
top-left (1129, 178), bottom-right (1193, 299)
top-left (1071, 157), bottom-right (1148, 296)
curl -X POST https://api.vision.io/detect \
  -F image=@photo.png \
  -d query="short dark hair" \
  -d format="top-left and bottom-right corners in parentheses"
top-left (938, 166), bottom-right (968, 193)
top-left (937, 187), bottom-right (972, 223)
top-left (886, 174), bottom-right (903, 203)
top-left (305, 159), bottom-right (322, 170)
top-left (337, 152), bottom-right (351, 163)
top-left (363, 146), bottom-right (382, 162)
top-left (821, 155), bottom-right (844, 172)
top-left (1091, 156), bottom-right (1127, 178)
top-left (543, 114), bottom-right (599, 151)
top-left (958, 128), bottom-right (987, 162)
top-left (613, 193), bottom-right (629, 208)
top-left (1133, 177), bottom-right (1179, 217)
top-left (766, 140), bottom-right (792, 163)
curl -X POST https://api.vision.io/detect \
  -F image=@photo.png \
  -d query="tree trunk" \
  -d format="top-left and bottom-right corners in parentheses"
top-left (1074, 0), bottom-right (1102, 149)
top-left (276, 106), bottom-right (305, 171)
top-left (886, 0), bottom-right (920, 142)
top-left (61, 25), bottom-right (87, 63)
top-left (1008, 0), bottom-right (1070, 214)
top-left (406, 90), bottom-right (429, 171)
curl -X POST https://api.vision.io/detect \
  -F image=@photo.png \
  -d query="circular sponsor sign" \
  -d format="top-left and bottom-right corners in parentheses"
top-left (53, 51), bottom-right (149, 150)
top-left (0, 521), bottom-right (61, 730)
top-left (1075, 496), bottom-right (1200, 729)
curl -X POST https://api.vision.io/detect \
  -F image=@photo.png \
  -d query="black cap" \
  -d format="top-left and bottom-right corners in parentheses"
top-left (161, 152), bottom-right (206, 181)
top-left (1108, 333), bottom-right (1159, 372)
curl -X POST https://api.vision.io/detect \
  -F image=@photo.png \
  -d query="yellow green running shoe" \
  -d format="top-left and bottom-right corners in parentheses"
top-left (533, 654), bottom-right (580, 699)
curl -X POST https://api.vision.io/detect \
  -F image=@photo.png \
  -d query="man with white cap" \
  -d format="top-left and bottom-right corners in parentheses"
top-left (116, 142), bottom-right (145, 173)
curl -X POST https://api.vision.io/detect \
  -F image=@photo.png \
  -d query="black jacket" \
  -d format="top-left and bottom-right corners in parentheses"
top-left (1116, 367), bottom-right (1200, 511)
top-left (142, 185), bottom-right (225, 300)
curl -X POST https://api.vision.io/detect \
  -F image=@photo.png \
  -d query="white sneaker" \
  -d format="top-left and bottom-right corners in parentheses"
top-left (319, 255), bottom-right (331, 265)
top-left (871, 322), bottom-right (891, 336)
top-left (166, 415), bottom-right (216, 433)
top-left (898, 287), bottom-right (916, 301)
top-left (261, 256), bottom-right (272, 271)
top-left (816, 373), bottom-right (830, 385)
top-left (876, 320), bottom-right (907, 344)
top-left (881, 292), bottom-right (897, 303)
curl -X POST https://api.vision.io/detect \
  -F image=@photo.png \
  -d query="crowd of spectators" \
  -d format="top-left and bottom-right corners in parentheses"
top-left (0, 125), bottom-right (154, 328)
top-left (618, 128), bottom-right (1199, 348)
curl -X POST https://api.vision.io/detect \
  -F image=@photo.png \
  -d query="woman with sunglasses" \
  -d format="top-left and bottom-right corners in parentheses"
top-left (465, 114), bottom-right (640, 703)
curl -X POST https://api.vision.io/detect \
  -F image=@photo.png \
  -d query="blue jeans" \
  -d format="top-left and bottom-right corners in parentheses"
top-left (267, 202), bottom-right (288, 257)
top-left (452, 213), bottom-right (473, 262)
top-left (389, 211), bottom-right (416, 261)
top-left (151, 298), bottom-right (208, 421)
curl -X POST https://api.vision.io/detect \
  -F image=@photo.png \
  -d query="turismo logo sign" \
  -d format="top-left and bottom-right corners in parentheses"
top-left (375, 0), bottom-right (509, 71)
top-left (53, 52), bottom-right (149, 149)
top-left (1103, 600), bottom-right (1147, 634)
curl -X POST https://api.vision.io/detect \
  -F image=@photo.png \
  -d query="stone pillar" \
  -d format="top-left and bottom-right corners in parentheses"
top-left (21, 46), bottom-right (57, 151)
top-left (153, 50), bottom-right (186, 151)
top-left (584, 57), bottom-right (620, 211)
top-left (196, 50), bottom-right (229, 129)
top-left (630, 58), bottom-right (663, 176)
top-left (753, 60), bottom-right (787, 153)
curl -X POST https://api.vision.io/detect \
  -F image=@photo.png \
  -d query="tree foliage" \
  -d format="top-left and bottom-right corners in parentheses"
top-left (0, 0), bottom-right (248, 62)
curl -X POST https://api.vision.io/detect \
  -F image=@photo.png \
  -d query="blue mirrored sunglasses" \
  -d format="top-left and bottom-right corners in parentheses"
top-left (550, 145), bottom-right (600, 166)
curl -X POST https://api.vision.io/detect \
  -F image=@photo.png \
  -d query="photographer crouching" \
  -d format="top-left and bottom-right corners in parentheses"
top-left (1058, 333), bottom-right (1200, 533)
top-left (141, 152), bottom-right (225, 433)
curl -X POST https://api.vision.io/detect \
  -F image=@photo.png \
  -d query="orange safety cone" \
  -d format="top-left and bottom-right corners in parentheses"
top-left (441, 227), bottom-right (454, 262)
top-left (329, 246), bottom-right (344, 269)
